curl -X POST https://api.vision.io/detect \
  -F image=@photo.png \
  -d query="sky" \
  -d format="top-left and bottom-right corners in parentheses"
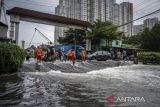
top-left (1, 0), bottom-right (160, 48)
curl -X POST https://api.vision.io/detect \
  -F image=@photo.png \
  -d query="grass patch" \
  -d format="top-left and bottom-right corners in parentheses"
top-left (122, 44), bottom-right (140, 49)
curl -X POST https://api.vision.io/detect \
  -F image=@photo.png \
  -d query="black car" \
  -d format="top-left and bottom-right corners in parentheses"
top-left (87, 51), bottom-right (111, 61)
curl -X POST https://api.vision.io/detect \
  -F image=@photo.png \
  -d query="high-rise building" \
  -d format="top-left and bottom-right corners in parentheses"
top-left (54, 0), bottom-right (133, 44)
top-left (133, 24), bottom-right (144, 35)
top-left (112, 3), bottom-right (120, 26)
top-left (119, 2), bottom-right (133, 37)
top-left (55, 0), bottom-right (116, 23)
top-left (144, 17), bottom-right (159, 29)
top-left (80, 0), bottom-right (89, 21)
top-left (54, 0), bottom-right (81, 44)
top-left (106, 0), bottom-right (116, 21)
top-left (89, 0), bottom-right (115, 23)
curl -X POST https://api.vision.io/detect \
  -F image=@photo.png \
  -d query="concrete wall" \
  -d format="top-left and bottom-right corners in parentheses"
top-left (112, 40), bottom-right (122, 48)
top-left (0, 26), bottom-right (8, 38)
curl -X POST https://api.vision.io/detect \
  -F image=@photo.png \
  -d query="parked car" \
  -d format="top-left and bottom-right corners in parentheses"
top-left (87, 51), bottom-right (111, 61)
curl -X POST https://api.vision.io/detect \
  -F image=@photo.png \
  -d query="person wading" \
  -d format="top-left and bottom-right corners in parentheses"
top-left (66, 49), bottom-right (75, 65)
top-left (66, 49), bottom-right (72, 61)
top-left (81, 48), bottom-right (86, 64)
top-left (71, 49), bottom-right (76, 65)
top-left (35, 46), bottom-right (43, 63)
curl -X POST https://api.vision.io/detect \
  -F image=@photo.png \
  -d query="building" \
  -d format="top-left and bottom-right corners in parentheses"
top-left (133, 24), bottom-right (144, 35)
top-left (0, 22), bottom-right (8, 39)
top-left (80, 0), bottom-right (89, 21)
top-left (54, 0), bottom-right (133, 44)
top-left (112, 3), bottom-right (120, 26)
top-left (119, 2), bottom-right (133, 37)
top-left (106, 0), bottom-right (116, 21)
top-left (144, 17), bottom-right (159, 29)
top-left (89, 0), bottom-right (115, 23)
top-left (0, 0), bottom-right (9, 41)
top-left (133, 17), bottom-right (159, 35)
top-left (55, 0), bottom-right (116, 44)
top-left (54, 0), bottom-right (81, 45)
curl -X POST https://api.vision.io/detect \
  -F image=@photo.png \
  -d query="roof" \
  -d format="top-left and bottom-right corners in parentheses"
top-left (0, 22), bottom-right (8, 27)
top-left (7, 7), bottom-right (91, 27)
top-left (0, 37), bottom-right (12, 42)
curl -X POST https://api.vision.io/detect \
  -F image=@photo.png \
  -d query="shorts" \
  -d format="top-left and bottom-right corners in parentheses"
top-left (82, 56), bottom-right (86, 61)
top-left (37, 55), bottom-right (42, 62)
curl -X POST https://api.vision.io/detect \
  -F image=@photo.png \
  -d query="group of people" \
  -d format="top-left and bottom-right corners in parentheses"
top-left (29, 46), bottom-right (140, 65)
top-left (34, 46), bottom-right (86, 65)
top-left (109, 48), bottom-right (140, 63)
top-left (110, 49), bottom-right (129, 60)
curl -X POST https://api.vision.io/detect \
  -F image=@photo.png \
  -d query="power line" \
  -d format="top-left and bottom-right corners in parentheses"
top-left (113, 0), bottom-right (159, 24)
top-left (105, 8), bottom-right (160, 35)
top-left (133, 0), bottom-right (146, 7)
top-left (93, 8), bottom-right (160, 33)
top-left (134, 0), bottom-right (160, 16)
top-left (118, 8), bottom-right (160, 28)
top-left (110, 1), bottom-right (160, 27)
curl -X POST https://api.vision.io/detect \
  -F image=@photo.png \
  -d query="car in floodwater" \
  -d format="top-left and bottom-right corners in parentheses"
top-left (87, 51), bottom-right (111, 61)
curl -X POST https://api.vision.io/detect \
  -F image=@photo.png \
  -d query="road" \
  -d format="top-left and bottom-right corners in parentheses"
top-left (0, 60), bottom-right (160, 107)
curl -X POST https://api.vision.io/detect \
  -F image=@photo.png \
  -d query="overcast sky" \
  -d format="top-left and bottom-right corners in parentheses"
top-left (1, 0), bottom-right (160, 48)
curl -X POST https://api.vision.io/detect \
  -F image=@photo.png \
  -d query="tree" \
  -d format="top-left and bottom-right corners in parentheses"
top-left (141, 23), bottom-right (160, 52)
top-left (87, 20), bottom-right (122, 50)
top-left (58, 28), bottom-right (86, 47)
top-left (141, 27), bottom-right (151, 50)
top-left (123, 34), bottom-right (141, 45)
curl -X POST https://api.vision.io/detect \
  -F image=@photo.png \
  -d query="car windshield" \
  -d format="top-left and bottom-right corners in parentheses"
top-left (93, 51), bottom-right (102, 55)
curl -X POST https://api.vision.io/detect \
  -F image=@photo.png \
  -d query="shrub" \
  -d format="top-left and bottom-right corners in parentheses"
top-left (0, 43), bottom-right (25, 74)
top-left (140, 52), bottom-right (160, 64)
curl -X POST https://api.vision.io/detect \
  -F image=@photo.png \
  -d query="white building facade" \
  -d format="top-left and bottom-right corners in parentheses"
top-left (133, 24), bottom-right (144, 35)
top-left (119, 2), bottom-right (133, 37)
top-left (54, 0), bottom-right (81, 44)
top-left (112, 3), bottom-right (120, 26)
top-left (144, 17), bottom-right (159, 29)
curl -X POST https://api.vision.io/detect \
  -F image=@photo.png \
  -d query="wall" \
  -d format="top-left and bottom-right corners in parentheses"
top-left (0, 26), bottom-right (8, 38)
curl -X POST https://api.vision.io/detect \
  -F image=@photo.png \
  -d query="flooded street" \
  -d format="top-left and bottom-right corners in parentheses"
top-left (0, 61), bottom-right (160, 107)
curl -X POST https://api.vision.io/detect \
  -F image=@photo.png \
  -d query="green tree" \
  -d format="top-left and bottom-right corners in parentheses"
top-left (141, 27), bottom-right (151, 50)
top-left (87, 20), bottom-right (122, 50)
top-left (0, 43), bottom-right (25, 74)
top-left (123, 34), bottom-right (141, 46)
top-left (58, 28), bottom-right (86, 47)
top-left (141, 23), bottom-right (160, 52)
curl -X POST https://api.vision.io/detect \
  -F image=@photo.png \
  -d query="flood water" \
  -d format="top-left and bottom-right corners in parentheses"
top-left (0, 60), bottom-right (160, 107)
